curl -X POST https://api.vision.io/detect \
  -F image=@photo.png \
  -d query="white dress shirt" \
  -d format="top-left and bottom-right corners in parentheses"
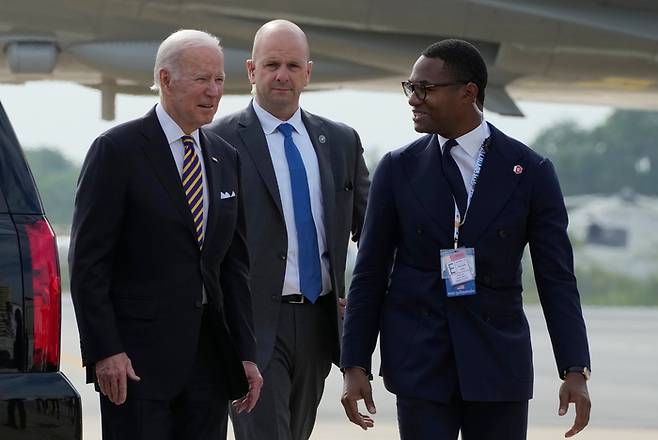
top-left (156, 103), bottom-right (209, 302)
top-left (252, 99), bottom-right (331, 297)
top-left (437, 120), bottom-right (491, 199)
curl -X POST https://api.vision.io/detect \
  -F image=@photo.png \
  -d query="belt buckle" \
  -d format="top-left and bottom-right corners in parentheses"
top-left (289, 295), bottom-right (305, 304)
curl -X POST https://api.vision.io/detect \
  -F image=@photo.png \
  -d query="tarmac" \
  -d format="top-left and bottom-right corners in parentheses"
top-left (60, 295), bottom-right (658, 439)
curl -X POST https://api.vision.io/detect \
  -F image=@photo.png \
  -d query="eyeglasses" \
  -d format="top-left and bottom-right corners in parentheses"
top-left (401, 80), bottom-right (469, 100)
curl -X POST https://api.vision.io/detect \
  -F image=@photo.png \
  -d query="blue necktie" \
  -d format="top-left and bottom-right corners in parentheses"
top-left (277, 123), bottom-right (322, 303)
top-left (442, 139), bottom-right (468, 217)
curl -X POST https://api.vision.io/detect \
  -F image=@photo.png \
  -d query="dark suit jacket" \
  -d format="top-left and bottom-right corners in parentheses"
top-left (207, 102), bottom-right (369, 367)
top-left (341, 123), bottom-right (590, 403)
top-left (69, 107), bottom-right (256, 400)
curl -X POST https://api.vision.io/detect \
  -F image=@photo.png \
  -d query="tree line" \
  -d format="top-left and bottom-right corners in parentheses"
top-left (531, 110), bottom-right (658, 196)
top-left (28, 109), bottom-right (658, 230)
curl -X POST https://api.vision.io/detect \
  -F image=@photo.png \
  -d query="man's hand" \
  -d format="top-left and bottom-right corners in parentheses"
top-left (558, 373), bottom-right (591, 437)
top-left (341, 367), bottom-right (376, 430)
top-left (232, 361), bottom-right (263, 414)
top-left (339, 298), bottom-right (347, 320)
top-left (95, 352), bottom-right (140, 405)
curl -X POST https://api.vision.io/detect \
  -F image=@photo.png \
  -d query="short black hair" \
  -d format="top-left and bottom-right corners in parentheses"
top-left (422, 39), bottom-right (488, 106)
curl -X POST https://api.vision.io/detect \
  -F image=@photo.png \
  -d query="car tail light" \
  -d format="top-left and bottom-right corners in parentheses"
top-left (25, 218), bottom-right (61, 371)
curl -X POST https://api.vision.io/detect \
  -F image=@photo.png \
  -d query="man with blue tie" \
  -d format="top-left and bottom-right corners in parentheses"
top-left (208, 19), bottom-right (369, 440)
top-left (69, 29), bottom-right (262, 439)
top-left (340, 39), bottom-right (591, 439)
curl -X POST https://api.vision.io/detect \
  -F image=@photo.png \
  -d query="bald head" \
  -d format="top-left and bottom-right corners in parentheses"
top-left (246, 19), bottom-right (313, 120)
top-left (252, 19), bottom-right (310, 61)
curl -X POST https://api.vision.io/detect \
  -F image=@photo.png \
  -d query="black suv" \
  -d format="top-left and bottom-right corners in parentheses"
top-left (0, 101), bottom-right (81, 438)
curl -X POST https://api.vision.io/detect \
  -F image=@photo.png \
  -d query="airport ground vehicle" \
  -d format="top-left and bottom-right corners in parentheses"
top-left (0, 101), bottom-right (81, 439)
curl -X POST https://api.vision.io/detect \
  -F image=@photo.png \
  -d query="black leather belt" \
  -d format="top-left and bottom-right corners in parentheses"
top-left (281, 294), bottom-right (307, 304)
top-left (280, 293), bottom-right (331, 304)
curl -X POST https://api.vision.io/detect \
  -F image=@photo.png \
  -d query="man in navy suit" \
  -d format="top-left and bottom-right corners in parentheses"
top-left (69, 29), bottom-right (262, 439)
top-left (340, 39), bottom-right (591, 439)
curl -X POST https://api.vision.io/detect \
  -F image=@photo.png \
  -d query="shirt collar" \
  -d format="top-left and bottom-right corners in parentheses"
top-left (252, 99), bottom-right (304, 136)
top-left (437, 120), bottom-right (490, 158)
top-left (155, 103), bottom-right (201, 146)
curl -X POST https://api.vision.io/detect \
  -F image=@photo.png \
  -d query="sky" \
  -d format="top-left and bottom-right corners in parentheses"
top-left (0, 81), bottom-right (612, 164)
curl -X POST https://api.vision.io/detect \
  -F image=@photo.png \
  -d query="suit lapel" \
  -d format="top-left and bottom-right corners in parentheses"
top-left (139, 107), bottom-right (198, 243)
top-left (459, 124), bottom-right (525, 245)
top-left (199, 129), bottom-right (220, 254)
top-left (302, 110), bottom-right (336, 261)
top-left (402, 134), bottom-right (455, 239)
top-left (238, 103), bottom-right (284, 218)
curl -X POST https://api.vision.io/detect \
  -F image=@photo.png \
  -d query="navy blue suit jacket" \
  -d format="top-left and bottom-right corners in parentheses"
top-left (341, 123), bottom-right (590, 403)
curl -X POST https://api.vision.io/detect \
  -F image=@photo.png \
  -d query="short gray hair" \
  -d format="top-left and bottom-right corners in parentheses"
top-left (151, 29), bottom-right (222, 94)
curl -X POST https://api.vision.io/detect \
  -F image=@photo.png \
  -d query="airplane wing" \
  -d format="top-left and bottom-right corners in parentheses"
top-left (2, 0), bottom-right (658, 120)
top-left (470, 0), bottom-right (658, 42)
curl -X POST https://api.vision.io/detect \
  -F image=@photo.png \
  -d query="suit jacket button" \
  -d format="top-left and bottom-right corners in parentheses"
top-left (483, 275), bottom-right (491, 283)
top-left (498, 229), bottom-right (508, 238)
top-left (344, 183), bottom-right (353, 191)
top-left (416, 226), bottom-right (423, 235)
top-left (195, 299), bottom-right (202, 308)
top-left (271, 295), bottom-right (279, 303)
top-left (280, 253), bottom-right (287, 260)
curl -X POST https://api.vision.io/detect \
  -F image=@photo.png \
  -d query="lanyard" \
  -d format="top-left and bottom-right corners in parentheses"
top-left (452, 137), bottom-right (490, 249)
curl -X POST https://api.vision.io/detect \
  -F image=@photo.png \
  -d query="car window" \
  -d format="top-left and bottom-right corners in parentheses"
top-left (0, 102), bottom-right (42, 215)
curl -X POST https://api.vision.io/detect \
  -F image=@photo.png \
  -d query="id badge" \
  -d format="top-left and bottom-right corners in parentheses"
top-left (440, 247), bottom-right (477, 297)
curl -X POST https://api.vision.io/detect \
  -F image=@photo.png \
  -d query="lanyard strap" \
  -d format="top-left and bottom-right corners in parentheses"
top-left (452, 137), bottom-right (490, 248)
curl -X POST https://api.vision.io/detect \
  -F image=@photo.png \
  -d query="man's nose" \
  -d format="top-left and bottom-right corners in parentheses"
top-left (274, 67), bottom-right (289, 82)
top-left (407, 92), bottom-right (421, 106)
top-left (207, 81), bottom-right (221, 97)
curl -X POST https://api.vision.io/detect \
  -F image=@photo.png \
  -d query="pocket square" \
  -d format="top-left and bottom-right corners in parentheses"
top-left (220, 191), bottom-right (236, 199)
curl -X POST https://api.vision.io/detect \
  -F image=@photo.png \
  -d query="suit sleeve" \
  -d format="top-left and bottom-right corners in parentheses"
top-left (220, 150), bottom-right (257, 362)
top-left (341, 152), bottom-right (397, 373)
top-left (68, 134), bottom-right (126, 368)
top-left (528, 158), bottom-right (591, 377)
top-left (350, 128), bottom-right (370, 244)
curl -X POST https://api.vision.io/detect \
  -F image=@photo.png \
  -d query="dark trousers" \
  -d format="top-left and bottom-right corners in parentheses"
top-left (396, 395), bottom-right (528, 440)
top-left (230, 298), bottom-right (333, 440)
top-left (100, 308), bottom-right (228, 440)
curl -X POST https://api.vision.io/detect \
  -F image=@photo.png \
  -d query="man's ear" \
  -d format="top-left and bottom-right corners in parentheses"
top-left (159, 69), bottom-right (171, 94)
top-left (246, 59), bottom-right (256, 85)
top-left (463, 82), bottom-right (479, 106)
top-left (305, 60), bottom-right (313, 87)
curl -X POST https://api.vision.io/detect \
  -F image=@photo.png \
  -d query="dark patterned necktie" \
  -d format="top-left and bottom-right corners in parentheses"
top-left (277, 123), bottom-right (322, 303)
top-left (181, 135), bottom-right (204, 248)
top-left (442, 138), bottom-right (468, 217)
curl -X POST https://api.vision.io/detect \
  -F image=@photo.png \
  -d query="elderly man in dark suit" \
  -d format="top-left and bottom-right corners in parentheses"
top-left (208, 19), bottom-right (369, 440)
top-left (341, 39), bottom-right (591, 440)
top-left (69, 29), bottom-right (262, 440)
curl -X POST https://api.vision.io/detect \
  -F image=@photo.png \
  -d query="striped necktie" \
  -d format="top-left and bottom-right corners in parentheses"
top-left (181, 135), bottom-right (204, 248)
